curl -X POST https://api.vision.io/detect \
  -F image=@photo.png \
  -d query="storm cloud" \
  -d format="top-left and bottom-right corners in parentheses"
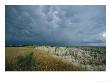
top-left (5, 5), bottom-right (106, 46)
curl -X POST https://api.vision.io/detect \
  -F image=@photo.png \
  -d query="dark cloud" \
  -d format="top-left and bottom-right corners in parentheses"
top-left (5, 5), bottom-right (106, 46)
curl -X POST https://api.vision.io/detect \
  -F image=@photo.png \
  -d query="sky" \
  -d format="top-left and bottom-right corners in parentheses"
top-left (5, 5), bottom-right (106, 46)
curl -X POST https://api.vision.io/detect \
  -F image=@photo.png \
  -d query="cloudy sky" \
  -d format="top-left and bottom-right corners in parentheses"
top-left (5, 5), bottom-right (106, 46)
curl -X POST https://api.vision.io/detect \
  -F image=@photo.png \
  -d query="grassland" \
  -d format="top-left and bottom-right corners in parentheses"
top-left (5, 47), bottom-right (85, 71)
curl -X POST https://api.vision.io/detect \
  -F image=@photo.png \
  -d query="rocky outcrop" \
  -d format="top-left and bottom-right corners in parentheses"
top-left (36, 46), bottom-right (106, 71)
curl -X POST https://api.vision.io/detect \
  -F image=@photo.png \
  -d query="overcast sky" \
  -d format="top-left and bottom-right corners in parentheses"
top-left (5, 5), bottom-right (106, 46)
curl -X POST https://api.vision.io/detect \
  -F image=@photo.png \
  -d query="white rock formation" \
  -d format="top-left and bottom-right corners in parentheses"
top-left (36, 46), bottom-right (106, 71)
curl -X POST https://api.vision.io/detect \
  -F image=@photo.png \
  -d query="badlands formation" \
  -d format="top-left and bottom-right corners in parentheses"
top-left (36, 46), bottom-right (106, 71)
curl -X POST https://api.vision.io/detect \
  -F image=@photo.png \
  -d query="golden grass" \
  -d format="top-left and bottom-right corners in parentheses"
top-left (5, 47), bottom-right (86, 71)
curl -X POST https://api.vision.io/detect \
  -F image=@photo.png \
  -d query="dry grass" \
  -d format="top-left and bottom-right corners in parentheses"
top-left (5, 47), bottom-right (86, 71)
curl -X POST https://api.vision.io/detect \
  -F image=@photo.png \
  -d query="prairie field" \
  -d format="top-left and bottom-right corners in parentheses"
top-left (5, 46), bottom-right (106, 71)
top-left (5, 47), bottom-right (86, 71)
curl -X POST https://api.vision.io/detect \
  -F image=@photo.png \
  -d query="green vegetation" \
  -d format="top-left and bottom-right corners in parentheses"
top-left (17, 52), bottom-right (35, 71)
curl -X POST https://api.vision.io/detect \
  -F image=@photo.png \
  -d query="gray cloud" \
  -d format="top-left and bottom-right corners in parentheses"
top-left (5, 5), bottom-right (106, 46)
